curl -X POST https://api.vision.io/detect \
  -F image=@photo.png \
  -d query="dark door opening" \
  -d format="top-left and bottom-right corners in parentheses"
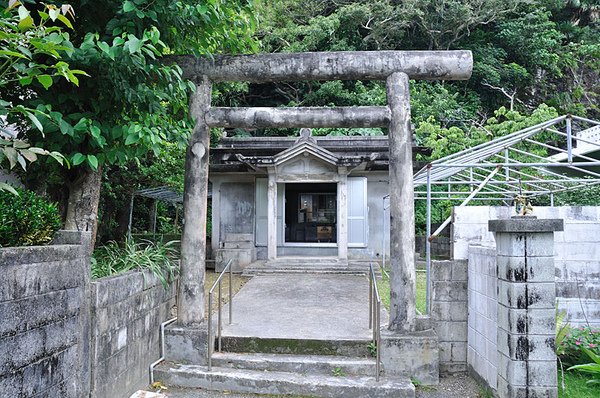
top-left (284, 183), bottom-right (337, 243)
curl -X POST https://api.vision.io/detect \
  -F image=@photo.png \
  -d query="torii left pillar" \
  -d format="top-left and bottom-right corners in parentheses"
top-left (164, 76), bottom-right (212, 364)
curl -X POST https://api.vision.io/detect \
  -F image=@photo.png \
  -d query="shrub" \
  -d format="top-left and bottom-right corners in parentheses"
top-left (0, 188), bottom-right (62, 247)
top-left (92, 239), bottom-right (179, 288)
top-left (559, 326), bottom-right (600, 366)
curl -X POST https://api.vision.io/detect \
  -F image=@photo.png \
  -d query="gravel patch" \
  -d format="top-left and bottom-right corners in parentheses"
top-left (416, 374), bottom-right (487, 398)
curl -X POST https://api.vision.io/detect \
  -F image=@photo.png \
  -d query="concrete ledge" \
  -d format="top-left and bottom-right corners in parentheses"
top-left (164, 324), bottom-right (209, 365)
top-left (489, 218), bottom-right (564, 233)
top-left (381, 328), bottom-right (439, 385)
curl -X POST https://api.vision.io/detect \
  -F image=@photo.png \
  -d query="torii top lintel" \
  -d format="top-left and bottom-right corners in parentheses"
top-left (172, 50), bottom-right (473, 83)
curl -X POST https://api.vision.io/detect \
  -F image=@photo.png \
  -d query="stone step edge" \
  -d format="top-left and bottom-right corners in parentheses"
top-left (218, 336), bottom-right (373, 357)
top-left (211, 351), bottom-right (377, 375)
top-left (155, 364), bottom-right (415, 398)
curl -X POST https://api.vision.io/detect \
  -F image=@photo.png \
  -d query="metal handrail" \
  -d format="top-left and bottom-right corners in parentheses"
top-left (207, 259), bottom-right (233, 371)
top-left (368, 263), bottom-right (382, 382)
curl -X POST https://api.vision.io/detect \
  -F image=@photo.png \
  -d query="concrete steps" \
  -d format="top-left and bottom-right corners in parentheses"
top-left (243, 258), bottom-right (380, 276)
top-left (211, 352), bottom-right (376, 376)
top-left (154, 363), bottom-right (415, 398)
top-left (219, 336), bottom-right (372, 357)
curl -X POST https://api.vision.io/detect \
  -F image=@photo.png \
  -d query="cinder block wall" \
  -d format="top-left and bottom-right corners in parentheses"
top-left (453, 206), bottom-right (600, 328)
top-left (466, 246), bottom-right (498, 390)
top-left (89, 270), bottom-right (176, 398)
top-left (0, 232), bottom-right (91, 398)
top-left (430, 259), bottom-right (468, 374)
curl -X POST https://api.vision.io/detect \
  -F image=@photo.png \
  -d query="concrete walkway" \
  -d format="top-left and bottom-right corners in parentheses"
top-left (219, 274), bottom-right (388, 340)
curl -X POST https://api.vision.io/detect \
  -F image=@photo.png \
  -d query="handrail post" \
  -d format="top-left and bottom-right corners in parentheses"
top-left (376, 300), bottom-right (381, 382)
top-left (369, 266), bottom-right (373, 329)
top-left (229, 261), bottom-right (233, 325)
top-left (207, 292), bottom-right (213, 371)
top-left (218, 279), bottom-right (222, 352)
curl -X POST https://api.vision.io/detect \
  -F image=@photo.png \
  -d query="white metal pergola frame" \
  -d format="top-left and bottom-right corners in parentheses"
top-left (409, 114), bottom-right (600, 313)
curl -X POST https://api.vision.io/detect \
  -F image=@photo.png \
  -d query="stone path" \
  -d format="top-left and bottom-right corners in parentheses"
top-left (219, 274), bottom-right (388, 340)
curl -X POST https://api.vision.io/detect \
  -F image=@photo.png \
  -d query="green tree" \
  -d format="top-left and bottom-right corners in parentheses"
top-left (0, 0), bottom-right (81, 192)
top-left (17, 0), bottom-right (257, 246)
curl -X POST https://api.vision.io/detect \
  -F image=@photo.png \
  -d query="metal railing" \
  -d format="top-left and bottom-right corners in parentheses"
top-left (149, 316), bottom-right (177, 384)
top-left (368, 262), bottom-right (382, 382)
top-left (207, 259), bottom-right (233, 371)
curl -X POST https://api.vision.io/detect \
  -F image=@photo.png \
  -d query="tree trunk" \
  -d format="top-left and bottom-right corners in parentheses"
top-left (64, 166), bottom-right (102, 250)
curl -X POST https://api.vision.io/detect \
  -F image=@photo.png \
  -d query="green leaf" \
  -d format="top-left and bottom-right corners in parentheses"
top-left (123, 1), bottom-right (136, 12)
top-left (90, 125), bottom-right (101, 140)
top-left (97, 41), bottom-right (111, 55)
top-left (49, 151), bottom-right (66, 167)
top-left (36, 74), bottom-right (53, 89)
top-left (125, 35), bottom-right (143, 53)
top-left (28, 147), bottom-right (49, 155)
top-left (20, 149), bottom-right (37, 162)
top-left (59, 119), bottom-right (74, 136)
top-left (87, 154), bottom-right (99, 170)
top-left (0, 49), bottom-right (29, 59)
top-left (56, 14), bottom-right (73, 29)
top-left (17, 15), bottom-right (34, 31)
top-left (3, 147), bottom-right (18, 168)
top-left (19, 76), bottom-right (32, 85)
top-left (0, 182), bottom-right (19, 195)
top-left (72, 152), bottom-right (86, 165)
top-left (125, 134), bottom-right (139, 145)
top-left (26, 112), bottom-right (43, 133)
top-left (66, 70), bottom-right (79, 86)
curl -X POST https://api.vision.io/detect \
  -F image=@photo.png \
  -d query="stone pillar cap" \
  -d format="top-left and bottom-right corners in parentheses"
top-left (489, 217), bottom-right (564, 233)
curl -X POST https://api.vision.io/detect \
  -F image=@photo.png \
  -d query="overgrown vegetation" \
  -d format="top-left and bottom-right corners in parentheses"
top-left (0, 187), bottom-right (61, 247)
top-left (91, 239), bottom-right (179, 287)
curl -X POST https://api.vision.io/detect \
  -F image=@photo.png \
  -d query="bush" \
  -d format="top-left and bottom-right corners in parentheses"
top-left (559, 326), bottom-right (600, 366)
top-left (92, 239), bottom-right (179, 288)
top-left (0, 188), bottom-right (62, 247)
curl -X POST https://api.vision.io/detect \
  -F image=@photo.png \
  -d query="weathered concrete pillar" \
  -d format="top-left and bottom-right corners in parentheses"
top-left (267, 170), bottom-right (277, 260)
top-left (489, 217), bottom-right (563, 398)
top-left (386, 71), bottom-right (416, 331)
top-left (178, 77), bottom-right (212, 326)
top-left (337, 169), bottom-right (348, 260)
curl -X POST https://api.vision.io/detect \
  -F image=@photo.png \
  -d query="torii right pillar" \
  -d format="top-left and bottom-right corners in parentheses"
top-left (381, 71), bottom-right (440, 385)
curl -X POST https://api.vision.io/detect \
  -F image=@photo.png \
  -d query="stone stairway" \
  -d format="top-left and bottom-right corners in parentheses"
top-left (155, 335), bottom-right (415, 397)
top-left (242, 257), bottom-right (380, 276)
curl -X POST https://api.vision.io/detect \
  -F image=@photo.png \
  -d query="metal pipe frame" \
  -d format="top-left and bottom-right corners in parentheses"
top-left (207, 259), bottom-right (234, 371)
top-left (149, 317), bottom-right (178, 385)
top-left (368, 263), bottom-right (382, 382)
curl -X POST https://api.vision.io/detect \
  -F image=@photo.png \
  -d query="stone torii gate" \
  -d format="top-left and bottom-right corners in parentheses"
top-left (170, 51), bottom-right (472, 362)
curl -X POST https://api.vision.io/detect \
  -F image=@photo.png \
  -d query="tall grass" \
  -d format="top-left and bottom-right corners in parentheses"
top-left (92, 239), bottom-right (179, 288)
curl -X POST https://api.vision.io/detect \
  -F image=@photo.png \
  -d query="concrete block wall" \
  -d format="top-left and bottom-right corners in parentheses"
top-left (0, 231), bottom-right (91, 398)
top-left (416, 236), bottom-right (451, 259)
top-left (467, 246), bottom-right (498, 390)
top-left (453, 206), bottom-right (600, 328)
top-left (430, 259), bottom-right (468, 374)
top-left (89, 270), bottom-right (176, 398)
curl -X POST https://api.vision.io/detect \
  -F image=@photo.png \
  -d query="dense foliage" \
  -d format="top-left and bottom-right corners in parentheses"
top-left (2, 0), bottom-right (599, 244)
top-left (0, 187), bottom-right (61, 247)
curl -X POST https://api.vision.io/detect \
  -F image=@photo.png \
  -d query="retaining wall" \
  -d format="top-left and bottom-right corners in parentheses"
top-left (0, 231), bottom-right (177, 398)
top-left (453, 206), bottom-right (600, 328)
top-left (0, 231), bottom-right (91, 398)
top-left (430, 259), bottom-right (468, 374)
top-left (89, 271), bottom-right (176, 398)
